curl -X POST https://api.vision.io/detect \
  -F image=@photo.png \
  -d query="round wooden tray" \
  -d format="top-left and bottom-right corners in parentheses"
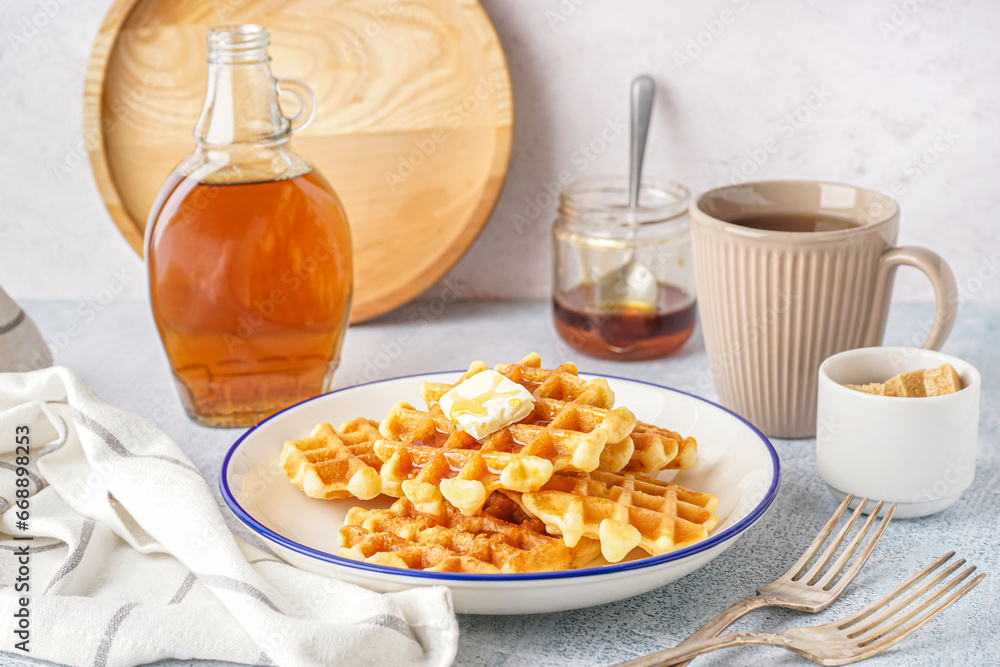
top-left (84, 0), bottom-right (512, 322)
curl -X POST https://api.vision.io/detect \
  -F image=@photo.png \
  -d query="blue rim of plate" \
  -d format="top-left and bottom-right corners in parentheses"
top-left (220, 371), bottom-right (781, 582)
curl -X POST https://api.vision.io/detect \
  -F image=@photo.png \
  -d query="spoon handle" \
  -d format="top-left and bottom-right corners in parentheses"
top-left (629, 74), bottom-right (655, 208)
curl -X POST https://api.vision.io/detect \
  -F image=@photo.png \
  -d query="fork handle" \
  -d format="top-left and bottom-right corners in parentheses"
top-left (669, 595), bottom-right (773, 666)
top-left (613, 633), bottom-right (778, 667)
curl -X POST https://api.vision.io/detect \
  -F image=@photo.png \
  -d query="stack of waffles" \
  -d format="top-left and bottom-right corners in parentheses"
top-left (281, 353), bottom-right (719, 573)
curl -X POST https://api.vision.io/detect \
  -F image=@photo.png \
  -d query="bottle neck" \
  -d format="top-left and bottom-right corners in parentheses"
top-left (182, 25), bottom-right (313, 184)
top-left (194, 60), bottom-right (290, 146)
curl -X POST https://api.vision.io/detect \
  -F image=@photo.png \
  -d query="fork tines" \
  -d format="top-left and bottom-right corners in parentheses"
top-left (780, 495), bottom-right (896, 593)
top-left (838, 551), bottom-right (985, 649)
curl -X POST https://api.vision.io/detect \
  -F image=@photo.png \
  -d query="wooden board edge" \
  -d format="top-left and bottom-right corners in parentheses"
top-left (83, 0), bottom-right (145, 256)
top-left (349, 125), bottom-right (513, 323)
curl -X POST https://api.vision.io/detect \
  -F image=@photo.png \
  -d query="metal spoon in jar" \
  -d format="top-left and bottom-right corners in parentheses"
top-left (594, 74), bottom-right (658, 310)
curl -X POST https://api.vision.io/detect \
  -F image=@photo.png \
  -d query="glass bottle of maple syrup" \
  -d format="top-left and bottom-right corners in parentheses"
top-left (552, 176), bottom-right (695, 361)
top-left (146, 25), bottom-right (352, 427)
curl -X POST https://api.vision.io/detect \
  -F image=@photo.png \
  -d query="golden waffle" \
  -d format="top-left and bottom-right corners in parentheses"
top-left (424, 354), bottom-right (619, 414)
top-left (337, 497), bottom-right (602, 573)
top-left (629, 421), bottom-right (697, 471)
top-left (374, 433), bottom-right (555, 516)
top-left (504, 353), bottom-right (696, 472)
top-left (506, 470), bottom-right (719, 563)
top-left (428, 353), bottom-right (694, 473)
top-left (281, 420), bottom-right (390, 500)
top-left (494, 355), bottom-right (619, 409)
top-left (376, 390), bottom-right (635, 514)
top-left (419, 359), bottom-right (636, 471)
top-left (598, 437), bottom-right (635, 473)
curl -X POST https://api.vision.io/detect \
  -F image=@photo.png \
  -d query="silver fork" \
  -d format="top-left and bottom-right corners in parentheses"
top-left (614, 551), bottom-right (984, 666)
top-left (666, 495), bottom-right (895, 667)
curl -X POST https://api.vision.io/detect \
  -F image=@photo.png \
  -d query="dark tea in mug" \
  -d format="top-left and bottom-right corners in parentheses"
top-left (726, 212), bottom-right (862, 233)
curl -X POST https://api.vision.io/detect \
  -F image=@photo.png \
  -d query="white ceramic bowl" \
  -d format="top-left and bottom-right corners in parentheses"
top-left (220, 372), bottom-right (779, 614)
top-left (817, 347), bottom-right (980, 518)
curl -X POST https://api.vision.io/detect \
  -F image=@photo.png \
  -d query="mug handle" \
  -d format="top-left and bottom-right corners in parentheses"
top-left (864, 246), bottom-right (958, 350)
top-left (275, 78), bottom-right (317, 134)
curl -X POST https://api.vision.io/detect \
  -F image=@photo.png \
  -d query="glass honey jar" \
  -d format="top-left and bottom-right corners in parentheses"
top-left (146, 25), bottom-right (352, 427)
top-left (552, 176), bottom-right (695, 361)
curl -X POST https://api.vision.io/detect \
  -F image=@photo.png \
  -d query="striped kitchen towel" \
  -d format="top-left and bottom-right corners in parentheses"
top-left (0, 366), bottom-right (458, 666)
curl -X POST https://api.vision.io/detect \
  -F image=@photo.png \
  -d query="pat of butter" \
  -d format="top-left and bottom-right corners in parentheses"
top-left (439, 369), bottom-right (534, 440)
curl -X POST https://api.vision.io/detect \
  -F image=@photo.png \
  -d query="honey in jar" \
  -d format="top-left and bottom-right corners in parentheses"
top-left (552, 177), bottom-right (696, 361)
top-left (553, 282), bottom-right (696, 361)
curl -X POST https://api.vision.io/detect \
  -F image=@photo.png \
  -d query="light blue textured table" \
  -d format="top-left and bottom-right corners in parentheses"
top-left (6, 299), bottom-right (1000, 666)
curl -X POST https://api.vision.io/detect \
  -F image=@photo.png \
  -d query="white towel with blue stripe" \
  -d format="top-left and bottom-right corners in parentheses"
top-left (0, 366), bottom-right (458, 666)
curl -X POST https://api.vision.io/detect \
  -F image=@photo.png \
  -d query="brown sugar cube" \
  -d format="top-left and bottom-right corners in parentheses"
top-left (883, 370), bottom-right (927, 397)
top-left (846, 383), bottom-right (885, 395)
top-left (923, 364), bottom-right (963, 396)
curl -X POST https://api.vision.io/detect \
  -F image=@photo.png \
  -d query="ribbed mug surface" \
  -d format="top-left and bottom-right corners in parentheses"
top-left (691, 181), bottom-right (901, 438)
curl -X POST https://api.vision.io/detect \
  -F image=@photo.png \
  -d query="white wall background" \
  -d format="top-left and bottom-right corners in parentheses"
top-left (1, 0), bottom-right (998, 308)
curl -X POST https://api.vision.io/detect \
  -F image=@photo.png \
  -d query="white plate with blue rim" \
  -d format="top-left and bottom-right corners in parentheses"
top-left (220, 371), bottom-right (780, 615)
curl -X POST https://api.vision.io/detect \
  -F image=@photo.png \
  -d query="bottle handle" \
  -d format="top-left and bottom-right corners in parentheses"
top-left (864, 245), bottom-right (958, 350)
top-left (276, 78), bottom-right (317, 134)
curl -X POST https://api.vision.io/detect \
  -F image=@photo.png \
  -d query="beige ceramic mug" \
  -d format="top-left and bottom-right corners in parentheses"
top-left (690, 180), bottom-right (958, 438)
